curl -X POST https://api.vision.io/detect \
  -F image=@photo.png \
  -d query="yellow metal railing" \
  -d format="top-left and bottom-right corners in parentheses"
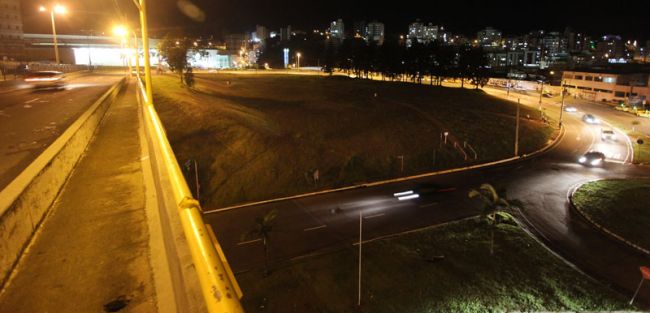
top-left (137, 78), bottom-right (244, 313)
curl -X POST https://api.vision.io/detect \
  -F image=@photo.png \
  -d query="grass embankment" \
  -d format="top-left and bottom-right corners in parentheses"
top-left (153, 74), bottom-right (554, 207)
top-left (573, 179), bottom-right (650, 251)
top-left (237, 218), bottom-right (629, 312)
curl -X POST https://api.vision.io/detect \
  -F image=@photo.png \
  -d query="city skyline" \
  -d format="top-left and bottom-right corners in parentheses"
top-left (17, 0), bottom-right (650, 41)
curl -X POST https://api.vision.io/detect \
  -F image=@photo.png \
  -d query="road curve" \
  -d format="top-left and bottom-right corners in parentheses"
top-left (202, 75), bottom-right (650, 308)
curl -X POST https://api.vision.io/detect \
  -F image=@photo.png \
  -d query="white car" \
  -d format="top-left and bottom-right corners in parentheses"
top-left (601, 129), bottom-right (617, 141)
top-left (582, 114), bottom-right (600, 124)
top-left (564, 106), bottom-right (578, 112)
top-left (24, 71), bottom-right (66, 90)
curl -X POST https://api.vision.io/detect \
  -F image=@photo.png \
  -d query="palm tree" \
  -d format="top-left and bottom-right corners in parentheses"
top-left (468, 183), bottom-right (511, 255)
top-left (245, 209), bottom-right (278, 276)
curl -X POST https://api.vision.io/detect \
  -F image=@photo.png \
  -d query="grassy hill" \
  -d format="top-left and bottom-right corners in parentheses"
top-left (153, 73), bottom-right (554, 208)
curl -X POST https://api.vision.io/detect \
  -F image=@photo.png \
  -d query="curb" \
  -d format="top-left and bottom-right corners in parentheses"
top-left (205, 125), bottom-right (565, 214)
top-left (568, 180), bottom-right (650, 258)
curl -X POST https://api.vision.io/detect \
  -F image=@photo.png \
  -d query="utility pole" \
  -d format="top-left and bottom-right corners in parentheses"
top-left (49, 9), bottom-right (60, 64)
top-left (538, 80), bottom-right (544, 111)
top-left (515, 98), bottom-right (520, 156)
top-left (358, 209), bottom-right (363, 307)
top-left (558, 80), bottom-right (566, 129)
top-left (398, 155), bottom-right (404, 174)
top-left (138, 0), bottom-right (154, 103)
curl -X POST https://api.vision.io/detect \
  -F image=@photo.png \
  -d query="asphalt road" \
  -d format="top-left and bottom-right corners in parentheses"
top-left (202, 76), bottom-right (650, 307)
top-left (0, 72), bottom-right (123, 189)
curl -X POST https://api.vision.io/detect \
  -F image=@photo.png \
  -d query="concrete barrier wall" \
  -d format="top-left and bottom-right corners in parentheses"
top-left (0, 77), bottom-right (126, 288)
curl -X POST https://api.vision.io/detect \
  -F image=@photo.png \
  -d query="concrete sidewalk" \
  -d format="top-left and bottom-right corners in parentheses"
top-left (0, 82), bottom-right (158, 312)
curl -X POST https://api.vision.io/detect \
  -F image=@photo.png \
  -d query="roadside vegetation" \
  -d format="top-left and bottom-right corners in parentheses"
top-left (153, 73), bottom-right (554, 208)
top-left (573, 179), bottom-right (650, 251)
top-left (236, 217), bottom-right (630, 312)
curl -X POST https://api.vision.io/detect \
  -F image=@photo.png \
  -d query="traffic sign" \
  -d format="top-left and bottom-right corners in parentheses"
top-left (641, 266), bottom-right (650, 280)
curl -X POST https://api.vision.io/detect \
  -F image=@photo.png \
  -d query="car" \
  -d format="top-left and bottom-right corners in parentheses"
top-left (24, 71), bottom-right (66, 90)
top-left (601, 128), bottom-right (617, 141)
top-left (582, 114), bottom-right (600, 124)
top-left (578, 151), bottom-right (606, 166)
top-left (564, 106), bottom-right (578, 112)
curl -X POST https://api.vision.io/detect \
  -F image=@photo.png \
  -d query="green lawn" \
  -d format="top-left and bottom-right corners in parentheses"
top-left (153, 74), bottom-right (554, 207)
top-left (573, 179), bottom-right (650, 251)
top-left (236, 218), bottom-right (629, 312)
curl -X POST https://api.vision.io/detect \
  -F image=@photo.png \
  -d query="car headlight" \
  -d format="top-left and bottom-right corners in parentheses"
top-left (611, 134), bottom-right (617, 140)
top-left (590, 159), bottom-right (602, 166)
top-left (578, 156), bottom-right (587, 163)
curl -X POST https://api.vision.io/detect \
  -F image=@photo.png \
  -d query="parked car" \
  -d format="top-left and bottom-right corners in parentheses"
top-left (582, 114), bottom-right (600, 124)
top-left (601, 128), bottom-right (617, 141)
top-left (24, 71), bottom-right (66, 90)
top-left (578, 151), bottom-right (606, 166)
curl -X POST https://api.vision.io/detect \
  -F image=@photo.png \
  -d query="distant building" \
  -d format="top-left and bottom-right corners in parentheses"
top-left (563, 68), bottom-right (650, 104)
top-left (366, 21), bottom-right (385, 45)
top-left (224, 33), bottom-right (250, 53)
top-left (423, 24), bottom-right (439, 42)
top-left (596, 35), bottom-right (625, 62)
top-left (477, 27), bottom-right (501, 48)
top-left (540, 31), bottom-right (569, 65)
top-left (406, 20), bottom-right (424, 47)
top-left (0, 0), bottom-right (24, 60)
top-left (253, 25), bottom-right (269, 44)
top-left (280, 25), bottom-right (292, 42)
top-left (353, 20), bottom-right (366, 39)
top-left (330, 19), bottom-right (345, 40)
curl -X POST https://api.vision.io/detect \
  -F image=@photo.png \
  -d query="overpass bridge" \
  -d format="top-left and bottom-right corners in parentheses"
top-left (0, 74), bottom-right (243, 312)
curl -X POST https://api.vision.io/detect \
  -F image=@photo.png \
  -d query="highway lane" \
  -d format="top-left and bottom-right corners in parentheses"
top-left (0, 72), bottom-right (123, 189)
top-left (201, 74), bottom-right (649, 306)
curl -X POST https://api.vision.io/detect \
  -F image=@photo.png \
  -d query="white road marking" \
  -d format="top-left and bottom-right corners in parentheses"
top-left (24, 98), bottom-right (40, 104)
top-left (303, 225), bottom-right (327, 232)
top-left (364, 213), bottom-right (385, 219)
top-left (419, 202), bottom-right (438, 208)
top-left (140, 155), bottom-right (150, 161)
top-left (237, 238), bottom-right (262, 246)
top-left (23, 104), bottom-right (32, 108)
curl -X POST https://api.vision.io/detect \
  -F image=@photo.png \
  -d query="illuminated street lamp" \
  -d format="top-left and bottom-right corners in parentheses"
top-left (296, 52), bottom-right (301, 69)
top-left (39, 4), bottom-right (67, 64)
top-left (112, 25), bottom-right (141, 78)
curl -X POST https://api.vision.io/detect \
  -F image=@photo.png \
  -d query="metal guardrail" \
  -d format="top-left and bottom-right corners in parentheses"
top-left (136, 78), bottom-right (244, 313)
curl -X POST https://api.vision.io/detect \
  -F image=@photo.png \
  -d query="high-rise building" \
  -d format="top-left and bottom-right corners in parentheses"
top-left (253, 25), bottom-right (269, 44)
top-left (0, 0), bottom-right (24, 60)
top-left (330, 19), bottom-right (345, 40)
top-left (366, 21), bottom-right (385, 45)
top-left (477, 27), bottom-right (502, 47)
top-left (596, 35), bottom-right (625, 61)
top-left (407, 20), bottom-right (424, 47)
top-left (280, 25), bottom-right (292, 42)
top-left (423, 24), bottom-right (439, 42)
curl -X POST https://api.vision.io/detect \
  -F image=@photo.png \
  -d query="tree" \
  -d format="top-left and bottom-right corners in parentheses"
top-left (157, 35), bottom-right (206, 85)
top-left (244, 209), bottom-right (278, 276)
top-left (468, 183), bottom-right (512, 255)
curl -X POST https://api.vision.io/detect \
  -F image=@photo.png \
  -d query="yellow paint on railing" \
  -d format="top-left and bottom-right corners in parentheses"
top-left (137, 78), bottom-right (244, 313)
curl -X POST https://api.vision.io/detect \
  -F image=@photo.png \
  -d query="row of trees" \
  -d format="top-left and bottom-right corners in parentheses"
top-left (260, 37), bottom-right (492, 89)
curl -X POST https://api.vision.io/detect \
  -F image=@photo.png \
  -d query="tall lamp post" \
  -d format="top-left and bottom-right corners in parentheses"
top-left (113, 25), bottom-right (140, 79)
top-left (296, 52), bottom-right (301, 69)
top-left (39, 4), bottom-right (66, 64)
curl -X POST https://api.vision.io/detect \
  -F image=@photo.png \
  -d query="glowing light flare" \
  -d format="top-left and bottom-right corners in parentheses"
top-left (112, 25), bottom-right (128, 37)
top-left (54, 4), bottom-right (66, 14)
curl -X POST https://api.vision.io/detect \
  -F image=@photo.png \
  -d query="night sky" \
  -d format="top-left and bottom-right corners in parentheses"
top-left (20, 0), bottom-right (650, 41)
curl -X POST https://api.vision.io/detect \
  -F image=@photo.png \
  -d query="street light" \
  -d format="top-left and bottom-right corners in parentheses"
top-left (112, 25), bottom-right (141, 78)
top-left (39, 4), bottom-right (67, 64)
top-left (296, 52), bottom-right (301, 69)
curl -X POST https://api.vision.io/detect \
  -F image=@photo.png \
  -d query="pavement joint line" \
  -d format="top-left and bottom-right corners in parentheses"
top-left (419, 202), bottom-right (438, 208)
top-left (363, 213), bottom-right (385, 219)
top-left (303, 225), bottom-right (327, 232)
top-left (237, 238), bottom-right (262, 246)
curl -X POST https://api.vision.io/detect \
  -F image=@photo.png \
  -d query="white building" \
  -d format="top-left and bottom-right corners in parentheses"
top-left (563, 70), bottom-right (650, 104)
